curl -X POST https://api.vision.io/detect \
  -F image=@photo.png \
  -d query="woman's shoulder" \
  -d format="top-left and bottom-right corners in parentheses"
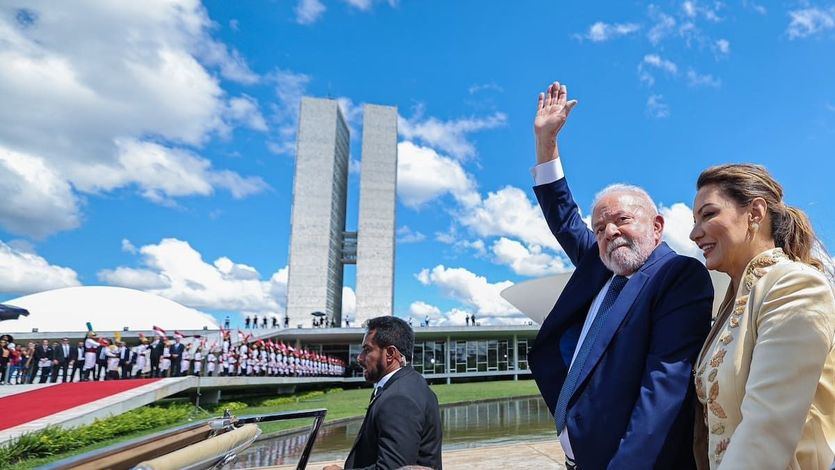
top-left (760, 258), bottom-right (833, 295)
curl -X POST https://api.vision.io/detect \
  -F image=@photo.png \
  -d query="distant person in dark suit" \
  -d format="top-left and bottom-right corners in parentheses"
top-left (51, 338), bottom-right (73, 382)
top-left (118, 342), bottom-right (132, 379)
top-left (170, 336), bottom-right (185, 376)
top-left (150, 335), bottom-right (163, 377)
top-left (329, 316), bottom-right (442, 470)
top-left (70, 341), bottom-right (84, 382)
top-left (33, 339), bottom-right (53, 383)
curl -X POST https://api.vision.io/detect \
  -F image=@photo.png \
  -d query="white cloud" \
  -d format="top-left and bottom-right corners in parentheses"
top-left (659, 202), bottom-right (703, 258)
top-left (336, 96), bottom-right (364, 136)
top-left (643, 54), bottom-right (679, 74)
top-left (0, 240), bottom-right (80, 295)
top-left (648, 9), bottom-right (677, 44)
top-left (295, 0), bottom-right (326, 25)
top-left (491, 237), bottom-right (571, 276)
top-left (457, 186), bottom-right (560, 250)
top-left (683, 1), bottom-right (697, 17)
top-left (416, 265), bottom-right (519, 318)
top-left (468, 83), bottom-right (504, 94)
top-left (267, 69), bottom-right (312, 155)
top-left (686, 69), bottom-right (721, 88)
top-left (121, 239), bottom-right (137, 254)
top-left (0, 148), bottom-right (81, 238)
top-left (399, 110), bottom-right (507, 160)
top-left (97, 238), bottom-right (288, 315)
top-left (98, 267), bottom-right (172, 290)
top-left (787, 7), bottom-right (835, 39)
top-left (714, 38), bottom-right (731, 56)
top-left (396, 141), bottom-right (479, 208)
top-left (639, 54), bottom-right (679, 86)
top-left (646, 94), bottom-right (671, 118)
top-left (744, 1), bottom-right (767, 15)
top-left (0, 1), bottom-right (267, 237)
top-left (342, 286), bottom-right (356, 317)
top-left (409, 300), bottom-right (440, 318)
top-left (344, 0), bottom-right (399, 10)
top-left (580, 21), bottom-right (641, 42)
top-left (681, 1), bottom-right (722, 22)
top-left (226, 95), bottom-right (268, 132)
top-left (397, 225), bottom-right (426, 244)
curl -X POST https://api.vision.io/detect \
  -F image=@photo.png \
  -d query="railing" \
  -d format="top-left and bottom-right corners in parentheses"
top-left (43, 408), bottom-right (328, 470)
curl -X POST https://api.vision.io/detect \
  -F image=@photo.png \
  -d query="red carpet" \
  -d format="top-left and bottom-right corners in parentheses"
top-left (0, 379), bottom-right (160, 431)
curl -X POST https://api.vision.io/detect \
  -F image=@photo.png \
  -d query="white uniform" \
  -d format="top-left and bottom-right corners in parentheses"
top-left (83, 338), bottom-right (98, 370)
top-left (193, 351), bottom-right (203, 375)
top-left (207, 353), bottom-right (217, 375)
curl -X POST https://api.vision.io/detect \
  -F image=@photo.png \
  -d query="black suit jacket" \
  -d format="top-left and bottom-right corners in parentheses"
top-left (33, 346), bottom-right (53, 362)
top-left (54, 345), bottom-right (72, 364)
top-left (344, 367), bottom-right (442, 470)
top-left (151, 341), bottom-right (164, 360)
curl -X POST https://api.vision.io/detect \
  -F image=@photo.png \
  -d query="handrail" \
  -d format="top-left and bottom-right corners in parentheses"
top-left (41, 408), bottom-right (328, 470)
top-left (235, 408), bottom-right (327, 470)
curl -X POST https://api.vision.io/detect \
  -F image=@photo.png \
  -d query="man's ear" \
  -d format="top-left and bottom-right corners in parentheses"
top-left (654, 214), bottom-right (665, 243)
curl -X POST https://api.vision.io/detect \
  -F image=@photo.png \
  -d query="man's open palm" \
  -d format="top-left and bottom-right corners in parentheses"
top-left (534, 81), bottom-right (577, 141)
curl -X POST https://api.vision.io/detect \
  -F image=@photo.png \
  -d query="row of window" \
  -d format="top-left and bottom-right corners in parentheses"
top-left (412, 338), bottom-right (531, 375)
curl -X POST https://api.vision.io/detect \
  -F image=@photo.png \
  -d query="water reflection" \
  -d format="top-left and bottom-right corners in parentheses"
top-left (228, 396), bottom-right (554, 468)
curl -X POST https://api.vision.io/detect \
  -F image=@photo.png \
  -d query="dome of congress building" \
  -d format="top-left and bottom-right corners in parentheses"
top-left (1, 286), bottom-right (219, 334)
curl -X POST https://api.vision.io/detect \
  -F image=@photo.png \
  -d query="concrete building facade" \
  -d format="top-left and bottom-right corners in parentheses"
top-left (355, 104), bottom-right (398, 325)
top-left (286, 98), bottom-right (350, 327)
top-left (286, 98), bottom-right (397, 328)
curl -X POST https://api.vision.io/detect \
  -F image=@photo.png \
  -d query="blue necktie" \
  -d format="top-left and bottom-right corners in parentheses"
top-left (554, 275), bottom-right (628, 433)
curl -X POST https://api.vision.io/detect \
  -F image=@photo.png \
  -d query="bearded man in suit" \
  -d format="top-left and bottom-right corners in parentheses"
top-left (528, 81), bottom-right (713, 469)
top-left (325, 316), bottom-right (442, 470)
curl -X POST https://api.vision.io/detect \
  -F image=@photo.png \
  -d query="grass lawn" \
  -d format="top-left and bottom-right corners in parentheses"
top-left (251, 379), bottom-right (540, 434)
top-left (8, 380), bottom-right (539, 469)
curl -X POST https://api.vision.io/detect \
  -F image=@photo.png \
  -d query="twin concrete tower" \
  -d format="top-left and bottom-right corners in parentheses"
top-left (285, 98), bottom-right (397, 328)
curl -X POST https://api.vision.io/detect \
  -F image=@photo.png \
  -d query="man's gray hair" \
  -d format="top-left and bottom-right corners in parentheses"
top-left (592, 183), bottom-right (658, 216)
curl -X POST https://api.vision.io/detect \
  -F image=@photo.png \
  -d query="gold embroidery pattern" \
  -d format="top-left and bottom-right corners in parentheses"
top-left (709, 349), bottom-right (726, 368)
top-left (715, 437), bottom-right (730, 461)
top-left (743, 249), bottom-right (785, 290)
top-left (708, 368), bottom-right (718, 382)
top-left (720, 334), bottom-right (732, 345)
top-left (710, 422), bottom-right (725, 435)
top-left (729, 316), bottom-right (740, 328)
top-left (707, 381), bottom-right (727, 418)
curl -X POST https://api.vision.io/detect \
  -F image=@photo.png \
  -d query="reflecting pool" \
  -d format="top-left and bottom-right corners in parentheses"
top-left (229, 396), bottom-right (554, 468)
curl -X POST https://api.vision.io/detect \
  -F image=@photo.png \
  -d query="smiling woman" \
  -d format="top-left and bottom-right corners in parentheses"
top-left (690, 164), bottom-right (835, 469)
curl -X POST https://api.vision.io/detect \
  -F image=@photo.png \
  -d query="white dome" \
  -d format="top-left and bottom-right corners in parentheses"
top-left (2, 286), bottom-right (219, 334)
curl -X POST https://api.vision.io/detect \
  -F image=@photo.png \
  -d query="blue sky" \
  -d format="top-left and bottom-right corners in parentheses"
top-left (1, 0), bottom-right (834, 327)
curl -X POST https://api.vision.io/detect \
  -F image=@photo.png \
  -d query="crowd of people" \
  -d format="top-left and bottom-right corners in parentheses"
top-left (0, 328), bottom-right (346, 384)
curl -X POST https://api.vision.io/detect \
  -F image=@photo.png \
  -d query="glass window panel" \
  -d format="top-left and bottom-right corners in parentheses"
top-left (488, 340), bottom-right (498, 370)
top-left (467, 341), bottom-right (477, 371)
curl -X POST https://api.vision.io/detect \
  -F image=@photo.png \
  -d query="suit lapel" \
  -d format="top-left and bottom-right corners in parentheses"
top-left (534, 263), bottom-right (611, 351)
top-left (347, 368), bottom-right (409, 458)
top-left (573, 243), bottom-right (674, 394)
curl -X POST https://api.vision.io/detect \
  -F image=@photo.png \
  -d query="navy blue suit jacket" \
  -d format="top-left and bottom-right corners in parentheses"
top-left (529, 178), bottom-right (713, 470)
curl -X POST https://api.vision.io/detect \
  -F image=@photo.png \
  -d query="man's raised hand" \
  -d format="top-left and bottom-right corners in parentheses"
top-left (534, 81), bottom-right (577, 165)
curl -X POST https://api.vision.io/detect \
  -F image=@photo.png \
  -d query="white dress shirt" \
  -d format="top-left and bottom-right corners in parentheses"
top-left (532, 158), bottom-right (627, 461)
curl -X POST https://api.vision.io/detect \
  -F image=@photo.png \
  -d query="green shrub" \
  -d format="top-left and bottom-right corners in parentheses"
top-left (0, 403), bottom-right (194, 467)
top-left (212, 401), bottom-right (248, 412)
top-left (260, 390), bottom-right (325, 407)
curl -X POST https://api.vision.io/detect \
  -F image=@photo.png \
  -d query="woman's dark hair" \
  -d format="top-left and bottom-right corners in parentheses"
top-left (366, 316), bottom-right (414, 362)
top-left (697, 163), bottom-right (826, 271)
